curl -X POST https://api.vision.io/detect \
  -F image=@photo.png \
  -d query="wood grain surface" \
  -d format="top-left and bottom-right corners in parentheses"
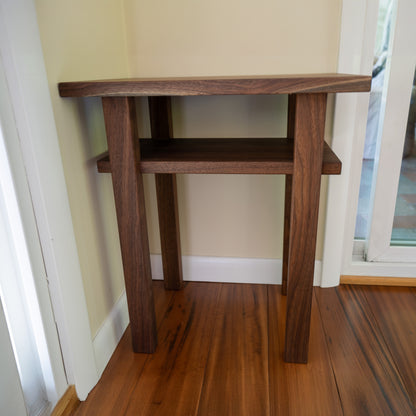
top-left (360, 286), bottom-right (416, 407)
top-left (74, 282), bottom-right (416, 416)
top-left (96, 138), bottom-right (341, 175)
top-left (123, 282), bottom-right (221, 416)
top-left (74, 282), bottom-right (173, 416)
top-left (268, 285), bottom-right (342, 416)
top-left (61, 73), bottom-right (369, 371)
top-left (102, 96), bottom-right (157, 353)
top-left (50, 385), bottom-right (80, 416)
top-left (149, 97), bottom-right (183, 290)
top-left (284, 93), bottom-right (327, 363)
top-left (281, 175), bottom-right (292, 296)
top-left (281, 94), bottom-right (296, 296)
top-left (316, 285), bottom-right (415, 416)
top-left (341, 275), bottom-right (416, 286)
top-left (59, 74), bottom-right (371, 97)
top-left (198, 284), bottom-right (269, 416)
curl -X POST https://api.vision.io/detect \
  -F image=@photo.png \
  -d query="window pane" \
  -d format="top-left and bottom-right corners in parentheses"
top-left (391, 71), bottom-right (416, 245)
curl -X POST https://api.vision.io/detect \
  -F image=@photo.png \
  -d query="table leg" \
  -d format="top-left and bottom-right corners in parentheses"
top-left (148, 97), bottom-right (183, 290)
top-left (284, 93), bottom-right (327, 363)
top-left (282, 94), bottom-right (296, 296)
top-left (282, 175), bottom-right (292, 295)
top-left (102, 97), bottom-right (157, 353)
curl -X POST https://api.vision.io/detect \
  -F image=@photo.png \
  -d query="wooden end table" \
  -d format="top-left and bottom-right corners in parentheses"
top-left (59, 74), bottom-right (371, 363)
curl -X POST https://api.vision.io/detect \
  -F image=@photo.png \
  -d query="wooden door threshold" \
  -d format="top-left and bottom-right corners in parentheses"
top-left (340, 275), bottom-right (416, 287)
top-left (51, 385), bottom-right (80, 416)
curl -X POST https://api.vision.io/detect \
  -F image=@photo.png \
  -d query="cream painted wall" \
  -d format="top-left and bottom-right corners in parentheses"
top-left (125, 0), bottom-right (341, 259)
top-left (124, 0), bottom-right (341, 77)
top-left (35, 0), bottom-right (341, 336)
top-left (35, 0), bottom-right (129, 336)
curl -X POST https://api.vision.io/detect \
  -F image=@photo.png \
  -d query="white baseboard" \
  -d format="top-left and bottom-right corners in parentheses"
top-left (151, 254), bottom-right (280, 284)
top-left (152, 254), bottom-right (322, 286)
top-left (93, 255), bottom-right (322, 375)
top-left (93, 291), bottom-right (129, 377)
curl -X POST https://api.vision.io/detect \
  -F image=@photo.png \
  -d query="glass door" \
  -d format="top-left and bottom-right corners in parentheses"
top-left (355, 0), bottom-right (416, 263)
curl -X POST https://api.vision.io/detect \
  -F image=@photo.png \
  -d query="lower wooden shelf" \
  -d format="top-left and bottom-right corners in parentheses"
top-left (97, 138), bottom-right (342, 175)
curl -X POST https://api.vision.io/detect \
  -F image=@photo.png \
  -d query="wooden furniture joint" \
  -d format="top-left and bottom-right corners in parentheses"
top-left (59, 74), bottom-right (371, 363)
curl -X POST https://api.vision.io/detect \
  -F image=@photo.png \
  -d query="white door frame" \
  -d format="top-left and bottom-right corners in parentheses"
top-left (0, 77), bottom-right (52, 413)
top-left (0, 299), bottom-right (28, 416)
top-left (322, 0), bottom-right (416, 285)
top-left (366, 0), bottom-right (416, 262)
top-left (0, 0), bottom-right (98, 400)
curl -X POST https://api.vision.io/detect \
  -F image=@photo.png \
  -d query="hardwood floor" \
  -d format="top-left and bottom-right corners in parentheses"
top-left (74, 282), bottom-right (416, 416)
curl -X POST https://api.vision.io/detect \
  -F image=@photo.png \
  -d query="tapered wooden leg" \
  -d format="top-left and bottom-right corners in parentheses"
top-left (102, 97), bottom-right (157, 353)
top-left (284, 93), bottom-right (327, 363)
top-left (282, 175), bottom-right (292, 296)
top-left (148, 97), bottom-right (183, 290)
top-left (282, 94), bottom-right (296, 296)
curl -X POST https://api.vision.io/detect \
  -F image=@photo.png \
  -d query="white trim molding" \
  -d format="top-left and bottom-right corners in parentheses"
top-left (323, 0), bottom-right (416, 285)
top-left (366, 0), bottom-right (416, 263)
top-left (0, 0), bottom-right (98, 401)
top-left (151, 254), bottom-right (322, 286)
top-left (321, 0), bottom-right (379, 287)
top-left (93, 292), bottom-right (129, 377)
top-left (344, 259), bottom-right (416, 278)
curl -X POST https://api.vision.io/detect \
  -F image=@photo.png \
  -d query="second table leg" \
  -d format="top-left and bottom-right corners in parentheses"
top-left (284, 93), bottom-right (327, 363)
top-left (102, 96), bottom-right (157, 353)
top-left (282, 94), bottom-right (297, 296)
top-left (149, 97), bottom-right (183, 290)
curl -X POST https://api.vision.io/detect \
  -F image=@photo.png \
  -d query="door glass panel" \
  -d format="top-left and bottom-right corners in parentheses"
top-left (391, 69), bottom-right (416, 245)
top-left (355, 0), bottom-right (394, 240)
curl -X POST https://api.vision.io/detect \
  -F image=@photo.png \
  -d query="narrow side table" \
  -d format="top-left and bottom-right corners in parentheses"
top-left (59, 74), bottom-right (371, 363)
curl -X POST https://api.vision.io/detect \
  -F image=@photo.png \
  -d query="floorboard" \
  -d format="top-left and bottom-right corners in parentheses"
top-left (75, 282), bottom-right (416, 416)
top-left (268, 286), bottom-right (343, 416)
top-left (75, 281), bottom-right (174, 416)
top-left (122, 282), bottom-right (221, 416)
top-left (197, 283), bottom-right (270, 416)
top-left (360, 285), bottom-right (416, 407)
top-left (315, 285), bottom-right (415, 416)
